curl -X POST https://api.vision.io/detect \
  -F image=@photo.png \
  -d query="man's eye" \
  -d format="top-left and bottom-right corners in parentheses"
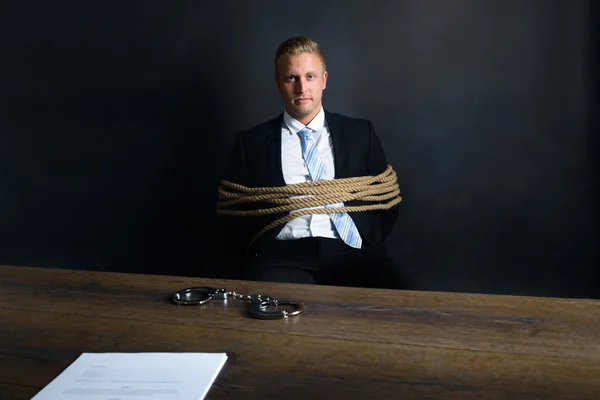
top-left (288, 76), bottom-right (296, 81)
top-left (307, 75), bottom-right (314, 79)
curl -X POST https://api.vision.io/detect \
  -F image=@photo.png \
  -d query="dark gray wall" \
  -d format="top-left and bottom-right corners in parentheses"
top-left (1, 0), bottom-right (597, 298)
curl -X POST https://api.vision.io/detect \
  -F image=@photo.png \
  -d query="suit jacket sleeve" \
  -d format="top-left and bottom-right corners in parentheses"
top-left (366, 121), bottom-right (399, 240)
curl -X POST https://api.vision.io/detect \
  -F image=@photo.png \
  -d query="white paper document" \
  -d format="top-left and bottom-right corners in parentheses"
top-left (31, 352), bottom-right (228, 400)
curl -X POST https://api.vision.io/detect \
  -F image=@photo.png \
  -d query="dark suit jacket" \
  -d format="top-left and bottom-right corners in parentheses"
top-left (217, 110), bottom-right (399, 275)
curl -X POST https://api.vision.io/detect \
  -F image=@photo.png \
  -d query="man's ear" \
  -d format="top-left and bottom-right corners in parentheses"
top-left (323, 70), bottom-right (328, 90)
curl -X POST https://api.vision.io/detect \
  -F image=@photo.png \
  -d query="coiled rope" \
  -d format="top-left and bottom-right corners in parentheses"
top-left (217, 164), bottom-right (402, 251)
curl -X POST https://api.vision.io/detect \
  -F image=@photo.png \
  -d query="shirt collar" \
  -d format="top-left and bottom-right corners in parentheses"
top-left (283, 106), bottom-right (325, 134)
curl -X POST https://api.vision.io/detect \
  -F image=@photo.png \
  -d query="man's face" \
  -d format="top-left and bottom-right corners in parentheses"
top-left (276, 52), bottom-right (328, 125)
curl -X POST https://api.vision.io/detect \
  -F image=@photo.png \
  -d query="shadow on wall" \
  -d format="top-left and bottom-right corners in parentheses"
top-left (0, 80), bottom-right (227, 278)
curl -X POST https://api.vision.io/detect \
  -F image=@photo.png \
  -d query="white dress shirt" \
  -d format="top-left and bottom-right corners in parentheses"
top-left (276, 106), bottom-right (340, 240)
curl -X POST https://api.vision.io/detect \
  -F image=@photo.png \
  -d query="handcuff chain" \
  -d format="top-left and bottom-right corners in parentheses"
top-left (226, 291), bottom-right (252, 301)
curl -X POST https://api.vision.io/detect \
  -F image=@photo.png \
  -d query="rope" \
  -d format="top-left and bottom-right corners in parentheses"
top-left (217, 164), bottom-right (402, 251)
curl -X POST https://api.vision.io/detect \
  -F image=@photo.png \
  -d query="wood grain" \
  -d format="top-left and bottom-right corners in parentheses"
top-left (1, 265), bottom-right (599, 399)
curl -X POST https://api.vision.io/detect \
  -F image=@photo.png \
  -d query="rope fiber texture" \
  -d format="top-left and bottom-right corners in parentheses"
top-left (217, 164), bottom-right (402, 251)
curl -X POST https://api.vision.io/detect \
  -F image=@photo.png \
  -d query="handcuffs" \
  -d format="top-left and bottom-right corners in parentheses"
top-left (170, 287), bottom-right (304, 320)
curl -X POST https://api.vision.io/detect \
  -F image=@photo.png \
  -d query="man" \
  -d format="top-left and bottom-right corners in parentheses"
top-left (218, 36), bottom-right (403, 289)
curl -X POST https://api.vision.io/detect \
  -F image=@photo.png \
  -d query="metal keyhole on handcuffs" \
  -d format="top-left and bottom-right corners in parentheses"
top-left (170, 287), bottom-right (305, 320)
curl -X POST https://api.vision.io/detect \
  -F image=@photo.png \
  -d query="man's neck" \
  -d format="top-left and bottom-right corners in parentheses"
top-left (286, 106), bottom-right (324, 126)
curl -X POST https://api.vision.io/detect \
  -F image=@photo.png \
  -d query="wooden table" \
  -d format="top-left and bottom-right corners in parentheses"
top-left (1, 265), bottom-right (599, 399)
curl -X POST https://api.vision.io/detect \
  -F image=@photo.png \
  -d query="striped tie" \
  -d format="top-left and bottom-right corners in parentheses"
top-left (298, 128), bottom-right (362, 249)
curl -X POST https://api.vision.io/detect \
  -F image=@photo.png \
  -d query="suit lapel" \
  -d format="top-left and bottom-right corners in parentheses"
top-left (325, 110), bottom-right (349, 179)
top-left (266, 113), bottom-right (286, 187)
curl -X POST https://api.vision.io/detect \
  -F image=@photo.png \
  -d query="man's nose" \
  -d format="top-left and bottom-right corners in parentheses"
top-left (295, 77), bottom-right (307, 93)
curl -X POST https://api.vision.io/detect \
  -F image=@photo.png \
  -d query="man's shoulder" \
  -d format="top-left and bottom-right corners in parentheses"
top-left (325, 110), bottom-right (373, 125)
top-left (238, 114), bottom-right (283, 138)
top-left (324, 110), bottom-right (373, 133)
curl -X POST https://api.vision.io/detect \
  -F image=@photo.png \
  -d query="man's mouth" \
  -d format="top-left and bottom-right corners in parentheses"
top-left (295, 98), bottom-right (310, 103)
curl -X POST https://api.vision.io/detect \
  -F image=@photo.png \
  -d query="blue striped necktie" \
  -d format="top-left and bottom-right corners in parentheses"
top-left (298, 128), bottom-right (362, 249)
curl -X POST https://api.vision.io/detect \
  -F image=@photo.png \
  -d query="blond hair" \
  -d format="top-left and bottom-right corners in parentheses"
top-left (274, 36), bottom-right (327, 76)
